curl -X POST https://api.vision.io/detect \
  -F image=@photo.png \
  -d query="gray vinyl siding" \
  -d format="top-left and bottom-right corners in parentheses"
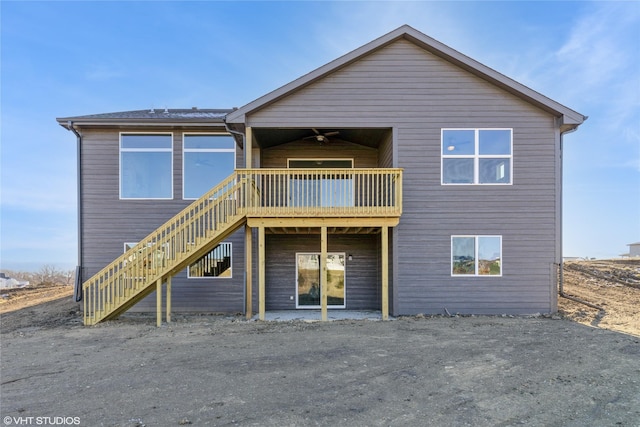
top-left (247, 39), bottom-right (560, 315)
top-left (80, 127), bottom-right (246, 313)
top-left (265, 234), bottom-right (380, 310)
top-left (378, 132), bottom-right (393, 168)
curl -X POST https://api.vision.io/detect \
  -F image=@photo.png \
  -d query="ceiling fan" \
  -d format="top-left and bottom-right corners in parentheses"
top-left (303, 128), bottom-right (340, 144)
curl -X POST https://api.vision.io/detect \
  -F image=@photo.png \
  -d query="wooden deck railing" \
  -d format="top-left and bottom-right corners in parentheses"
top-left (244, 168), bottom-right (403, 217)
top-left (82, 168), bottom-right (402, 325)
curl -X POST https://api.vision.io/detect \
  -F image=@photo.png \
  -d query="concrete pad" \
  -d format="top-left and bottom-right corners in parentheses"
top-left (253, 310), bottom-right (387, 321)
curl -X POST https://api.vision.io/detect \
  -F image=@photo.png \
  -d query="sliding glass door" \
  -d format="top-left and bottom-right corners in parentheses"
top-left (288, 159), bottom-right (354, 208)
top-left (296, 253), bottom-right (346, 308)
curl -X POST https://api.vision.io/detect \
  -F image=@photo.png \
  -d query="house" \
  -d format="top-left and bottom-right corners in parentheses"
top-left (621, 242), bottom-right (640, 258)
top-left (0, 272), bottom-right (30, 289)
top-left (57, 25), bottom-right (585, 326)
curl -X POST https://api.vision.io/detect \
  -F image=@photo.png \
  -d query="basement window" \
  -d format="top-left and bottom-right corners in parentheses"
top-left (451, 236), bottom-right (502, 276)
top-left (188, 242), bottom-right (232, 279)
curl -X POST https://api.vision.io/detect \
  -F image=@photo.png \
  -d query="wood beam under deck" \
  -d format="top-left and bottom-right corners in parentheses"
top-left (247, 217), bottom-right (399, 229)
top-left (264, 226), bottom-right (383, 235)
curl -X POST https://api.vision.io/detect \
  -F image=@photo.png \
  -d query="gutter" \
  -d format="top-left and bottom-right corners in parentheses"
top-left (68, 121), bottom-right (83, 302)
top-left (223, 120), bottom-right (246, 150)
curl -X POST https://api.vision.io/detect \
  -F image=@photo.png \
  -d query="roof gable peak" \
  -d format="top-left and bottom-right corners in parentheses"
top-left (226, 25), bottom-right (585, 131)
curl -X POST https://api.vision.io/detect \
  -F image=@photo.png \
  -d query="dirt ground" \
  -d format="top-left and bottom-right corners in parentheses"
top-left (559, 259), bottom-right (640, 337)
top-left (1, 261), bottom-right (639, 427)
top-left (0, 284), bottom-right (73, 315)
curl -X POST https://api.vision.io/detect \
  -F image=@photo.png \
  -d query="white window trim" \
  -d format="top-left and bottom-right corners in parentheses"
top-left (182, 133), bottom-right (236, 200)
top-left (295, 252), bottom-right (346, 309)
top-left (441, 128), bottom-right (513, 185)
top-left (119, 132), bottom-right (174, 200)
top-left (451, 235), bottom-right (503, 277)
top-left (187, 242), bottom-right (233, 279)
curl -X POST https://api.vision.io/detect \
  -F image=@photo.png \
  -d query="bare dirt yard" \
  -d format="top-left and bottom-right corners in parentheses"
top-left (1, 261), bottom-right (639, 427)
top-left (559, 259), bottom-right (640, 337)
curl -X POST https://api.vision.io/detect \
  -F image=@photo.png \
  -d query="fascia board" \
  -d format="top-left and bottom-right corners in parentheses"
top-left (56, 119), bottom-right (227, 129)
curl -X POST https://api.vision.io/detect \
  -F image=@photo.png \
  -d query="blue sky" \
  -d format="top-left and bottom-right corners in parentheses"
top-left (1, 1), bottom-right (639, 271)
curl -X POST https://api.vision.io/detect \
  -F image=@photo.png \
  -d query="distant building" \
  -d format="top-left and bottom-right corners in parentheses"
top-left (621, 242), bottom-right (640, 258)
top-left (0, 273), bottom-right (30, 288)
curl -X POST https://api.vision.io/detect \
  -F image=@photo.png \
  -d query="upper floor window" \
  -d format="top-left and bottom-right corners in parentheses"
top-left (120, 133), bottom-right (173, 199)
top-left (442, 129), bottom-right (512, 185)
top-left (183, 134), bottom-right (235, 199)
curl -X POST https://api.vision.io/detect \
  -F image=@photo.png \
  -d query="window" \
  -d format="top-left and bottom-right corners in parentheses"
top-left (120, 133), bottom-right (173, 199)
top-left (188, 242), bottom-right (232, 278)
top-left (183, 134), bottom-right (235, 199)
top-left (123, 242), bottom-right (167, 270)
top-left (442, 129), bottom-right (512, 185)
top-left (288, 159), bottom-right (354, 207)
top-left (451, 236), bottom-right (502, 276)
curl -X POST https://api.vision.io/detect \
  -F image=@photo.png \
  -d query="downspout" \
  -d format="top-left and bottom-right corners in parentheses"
top-left (68, 121), bottom-right (83, 302)
top-left (224, 124), bottom-right (247, 163)
top-left (557, 120), bottom-right (603, 313)
top-left (224, 121), bottom-right (250, 315)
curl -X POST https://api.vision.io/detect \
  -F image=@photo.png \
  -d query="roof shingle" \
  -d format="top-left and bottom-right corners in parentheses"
top-left (58, 108), bottom-right (232, 123)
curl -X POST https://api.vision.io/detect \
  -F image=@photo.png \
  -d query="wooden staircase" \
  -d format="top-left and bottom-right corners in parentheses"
top-left (81, 172), bottom-right (251, 325)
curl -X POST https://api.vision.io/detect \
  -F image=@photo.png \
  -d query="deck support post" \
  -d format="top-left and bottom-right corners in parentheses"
top-left (245, 225), bottom-right (253, 319)
top-left (381, 226), bottom-right (389, 320)
top-left (166, 276), bottom-right (172, 323)
top-left (321, 226), bottom-right (328, 321)
top-left (156, 278), bottom-right (162, 327)
top-left (258, 226), bottom-right (265, 321)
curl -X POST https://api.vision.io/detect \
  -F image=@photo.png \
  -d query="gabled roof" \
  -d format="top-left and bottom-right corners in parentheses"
top-left (226, 25), bottom-right (586, 133)
top-left (57, 108), bottom-right (232, 129)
